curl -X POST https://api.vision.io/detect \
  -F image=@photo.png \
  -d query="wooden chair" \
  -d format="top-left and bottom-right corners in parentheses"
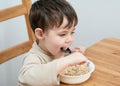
top-left (0, 0), bottom-right (35, 64)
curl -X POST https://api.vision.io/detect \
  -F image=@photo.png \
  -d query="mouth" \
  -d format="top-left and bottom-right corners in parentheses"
top-left (61, 47), bottom-right (71, 54)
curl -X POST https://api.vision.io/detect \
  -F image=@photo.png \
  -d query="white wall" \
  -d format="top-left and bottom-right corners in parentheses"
top-left (0, 0), bottom-right (120, 86)
top-left (68, 0), bottom-right (120, 47)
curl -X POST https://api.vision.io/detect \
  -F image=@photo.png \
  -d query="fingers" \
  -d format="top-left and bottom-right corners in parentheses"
top-left (67, 52), bottom-right (88, 66)
top-left (72, 46), bottom-right (86, 54)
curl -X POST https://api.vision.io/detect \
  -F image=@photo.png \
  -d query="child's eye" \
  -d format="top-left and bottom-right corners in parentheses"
top-left (59, 34), bottom-right (66, 36)
top-left (71, 32), bottom-right (75, 34)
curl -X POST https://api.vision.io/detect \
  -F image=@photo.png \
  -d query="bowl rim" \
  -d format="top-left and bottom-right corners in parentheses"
top-left (60, 60), bottom-right (95, 78)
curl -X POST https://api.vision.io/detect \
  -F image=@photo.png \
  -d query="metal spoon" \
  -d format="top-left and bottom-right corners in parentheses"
top-left (86, 61), bottom-right (90, 66)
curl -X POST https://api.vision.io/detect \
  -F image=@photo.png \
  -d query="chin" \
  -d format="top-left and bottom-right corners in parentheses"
top-left (55, 53), bottom-right (64, 58)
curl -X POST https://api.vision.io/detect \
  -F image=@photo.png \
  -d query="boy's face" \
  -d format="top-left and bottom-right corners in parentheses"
top-left (39, 18), bottom-right (75, 58)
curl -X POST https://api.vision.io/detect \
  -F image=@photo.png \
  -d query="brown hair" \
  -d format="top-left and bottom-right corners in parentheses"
top-left (29, 0), bottom-right (78, 32)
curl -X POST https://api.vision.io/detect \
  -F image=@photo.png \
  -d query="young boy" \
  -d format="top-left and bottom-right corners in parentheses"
top-left (18, 0), bottom-right (88, 86)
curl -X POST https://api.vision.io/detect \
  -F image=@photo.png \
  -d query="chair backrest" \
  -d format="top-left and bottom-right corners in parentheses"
top-left (0, 0), bottom-right (35, 64)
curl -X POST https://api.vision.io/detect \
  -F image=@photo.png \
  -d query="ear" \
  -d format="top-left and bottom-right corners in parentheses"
top-left (35, 28), bottom-right (45, 40)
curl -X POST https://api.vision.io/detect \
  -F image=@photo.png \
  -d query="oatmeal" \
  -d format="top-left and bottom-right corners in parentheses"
top-left (61, 63), bottom-right (90, 76)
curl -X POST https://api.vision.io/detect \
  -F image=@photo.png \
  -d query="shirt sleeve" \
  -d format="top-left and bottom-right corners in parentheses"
top-left (18, 54), bottom-right (60, 86)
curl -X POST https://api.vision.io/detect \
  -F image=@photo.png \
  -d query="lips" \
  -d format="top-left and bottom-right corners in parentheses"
top-left (61, 47), bottom-right (67, 52)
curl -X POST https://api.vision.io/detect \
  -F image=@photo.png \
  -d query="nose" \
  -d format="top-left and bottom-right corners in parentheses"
top-left (65, 35), bottom-right (73, 44)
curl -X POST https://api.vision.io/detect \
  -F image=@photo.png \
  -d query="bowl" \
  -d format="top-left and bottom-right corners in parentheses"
top-left (60, 60), bottom-right (95, 84)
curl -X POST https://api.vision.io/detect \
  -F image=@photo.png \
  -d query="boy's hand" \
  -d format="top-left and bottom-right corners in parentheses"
top-left (66, 52), bottom-right (88, 66)
top-left (57, 52), bottom-right (88, 74)
top-left (72, 46), bottom-right (86, 54)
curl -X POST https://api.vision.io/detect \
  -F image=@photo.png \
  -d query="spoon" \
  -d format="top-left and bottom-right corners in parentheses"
top-left (86, 61), bottom-right (90, 66)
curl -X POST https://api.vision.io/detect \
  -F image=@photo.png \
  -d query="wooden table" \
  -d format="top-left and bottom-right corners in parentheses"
top-left (60, 38), bottom-right (120, 86)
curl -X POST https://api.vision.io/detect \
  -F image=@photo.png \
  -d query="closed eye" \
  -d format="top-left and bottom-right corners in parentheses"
top-left (71, 31), bottom-right (75, 34)
top-left (59, 33), bottom-right (67, 36)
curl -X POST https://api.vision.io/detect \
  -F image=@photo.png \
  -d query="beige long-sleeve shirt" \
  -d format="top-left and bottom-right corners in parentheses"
top-left (18, 41), bottom-right (60, 86)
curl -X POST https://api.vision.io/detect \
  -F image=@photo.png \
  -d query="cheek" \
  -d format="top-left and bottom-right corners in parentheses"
top-left (45, 37), bottom-right (64, 51)
top-left (49, 38), bottom-right (63, 49)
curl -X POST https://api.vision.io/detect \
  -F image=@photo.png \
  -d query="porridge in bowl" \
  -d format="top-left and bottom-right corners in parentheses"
top-left (60, 60), bottom-right (95, 84)
top-left (61, 63), bottom-right (90, 76)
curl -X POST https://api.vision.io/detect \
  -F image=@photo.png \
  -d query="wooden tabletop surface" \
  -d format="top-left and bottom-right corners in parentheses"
top-left (60, 38), bottom-right (120, 86)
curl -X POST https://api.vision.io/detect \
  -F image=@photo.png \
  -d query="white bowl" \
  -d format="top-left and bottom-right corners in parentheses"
top-left (60, 60), bottom-right (95, 84)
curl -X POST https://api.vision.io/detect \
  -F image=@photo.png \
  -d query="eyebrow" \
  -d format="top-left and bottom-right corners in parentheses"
top-left (71, 27), bottom-right (76, 30)
top-left (60, 28), bottom-right (76, 33)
